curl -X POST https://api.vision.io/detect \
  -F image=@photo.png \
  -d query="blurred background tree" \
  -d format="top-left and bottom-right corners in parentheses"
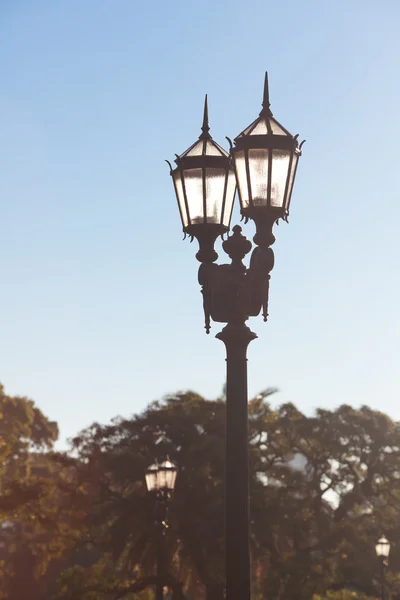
top-left (1, 382), bottom-right (400, 599)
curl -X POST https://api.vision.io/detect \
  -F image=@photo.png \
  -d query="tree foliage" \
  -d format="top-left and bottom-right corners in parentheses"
top-left (2, 382), bottom-right (400, 600)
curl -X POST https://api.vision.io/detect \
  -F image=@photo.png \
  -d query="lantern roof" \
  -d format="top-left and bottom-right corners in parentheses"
top-left (234, 73), bottom-right (299, 146)
top-left (175, 96), bottom-right (229, 164)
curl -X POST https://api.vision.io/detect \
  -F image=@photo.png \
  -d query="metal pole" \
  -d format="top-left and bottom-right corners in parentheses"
top-left (155, 497), bottom-right (167, 600)
top-left (380, 558), bottom-right (386, 600)
top-left (217, 322), bottom-right (257, 600)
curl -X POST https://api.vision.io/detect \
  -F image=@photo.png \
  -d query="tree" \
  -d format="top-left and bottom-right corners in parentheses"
top-left (3, 382), bottom-right (400, 600)
top-left (0, 384), bottom-right (82, 600)
top-left (64, 391), bottom-right (227, 600)
top-left (62, 392), bottom-right (400, 600)
top-left (0, 382), bottom-right (58, 482)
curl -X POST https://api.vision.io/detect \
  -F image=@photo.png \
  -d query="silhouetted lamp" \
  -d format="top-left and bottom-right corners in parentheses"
top-left (230, 73), bottom-right (304, 246)
top-left (167, 96), bottom-right (236, 262)
top-left (145, 460), bottom-right (178, 494)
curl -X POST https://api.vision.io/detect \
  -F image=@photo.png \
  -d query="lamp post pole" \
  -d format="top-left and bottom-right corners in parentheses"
top-left (168, 72), bottom-right (303, 600)
top-left (155, 494), bottom-right (168, 600)
top-left (375, 535), bottom-right (390, 600)
top-left (380, 557), bottom-right (386, 600)
top-left (218, 322), bottom-right (256, 600)
top-left (145, 461), bottom-right (178, 600)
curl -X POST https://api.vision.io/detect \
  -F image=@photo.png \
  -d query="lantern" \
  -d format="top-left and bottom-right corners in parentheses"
top-left (376, 535), bottom-right (391, 558)
top-left (230, 73), bottom-right (304, 245)
top-left (145, 460), bottom-right (178, 493)
top-left (168, 96), bottom-right (236, 262)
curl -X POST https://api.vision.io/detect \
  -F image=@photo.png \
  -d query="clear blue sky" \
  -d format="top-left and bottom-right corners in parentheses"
top-left (1, 0), bottom-right (400, 445)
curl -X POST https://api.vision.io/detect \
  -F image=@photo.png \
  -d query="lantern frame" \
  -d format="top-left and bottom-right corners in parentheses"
top-left (145, 459), bottom-right (178, 495)
top-left (230, 73), bottom-right (304, 247)
top-left (168, 96), bottom-right (236, 263)
top-left (375, 535), bottom-right (391, 558)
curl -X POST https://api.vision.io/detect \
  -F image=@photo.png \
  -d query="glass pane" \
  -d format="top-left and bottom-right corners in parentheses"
top-left (165, 469), bottom-right (177, 490)
top-left (145, 468), bottom-right (157, 492)
top-left (222, 171), bottom-right (236, 227)
top-left (171, 471), bottom-right (177, 489)
top-left (205, 168), bottom-right (225, 224)
top-left (157, 469), bottom-right (166, 489)
top-left (285, 153), bottom-right (299, 211)
top-left (183, 168), bottom-right (204, 224)
top-left (185, 140), bottom-right (205, 156)
top-left (270, 150), bottom-right (290, 208)
top-left (173, 171), bottom-right (189, 227)
top-left (242, 118), bottom-right (258, 135)
top-left (249, 119), bottom-right (268, 135)
top-left (270, 119), bottom-right (287, 135)
top-left (206, 140), bottom-right (225, 156)
top-left (248, 148), bottom-right (269, 206)
top-left (234, 151), bottom-right (250, 208)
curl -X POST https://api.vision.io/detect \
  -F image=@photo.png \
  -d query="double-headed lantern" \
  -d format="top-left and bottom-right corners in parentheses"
top-left (168, 96), bottom-right (236, 263)
top-left (168, 72), bottom-right (303, 259)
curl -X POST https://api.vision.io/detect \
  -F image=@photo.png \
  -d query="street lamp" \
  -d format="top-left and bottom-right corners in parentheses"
top-left (376, 535), bottom-right (390, 600)
top-left (145, 460), bottom-right (178, 600)
top-left (167, 72), bottom-right (303, 600)
top-left (168, 95), bottom-right (236, 264)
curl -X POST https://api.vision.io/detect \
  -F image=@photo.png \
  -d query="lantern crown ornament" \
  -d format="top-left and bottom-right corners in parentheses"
top-left (230, 72), bottom-right (305, 248)
top-left (167, 96), bottom-right (236, 263)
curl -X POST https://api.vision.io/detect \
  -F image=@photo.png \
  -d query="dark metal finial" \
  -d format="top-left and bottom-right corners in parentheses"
top-left (200, 94), bottom-right (211, 139)
top-left (222, 225), bottom-right (252, 272)
top-left (261, 72), bottom-right (272, 116)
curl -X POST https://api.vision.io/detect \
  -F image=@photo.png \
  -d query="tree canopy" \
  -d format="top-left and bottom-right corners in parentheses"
top-left (1, 383), bottom-right (400, 600)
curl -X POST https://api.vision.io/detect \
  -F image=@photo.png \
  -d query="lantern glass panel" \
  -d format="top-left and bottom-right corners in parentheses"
top-left (165, 467), bottom-right (177, 490)
top-left (205, 168), bottom-right (226, 224)
top-left (159, 460), bottom-right (177, 491)
top-left (270, 121), bottom-right (287, 135)
top-left (173, 171), bottom-right (188, 227)
top-left (206, 141), bottom-right (224, 156)
top-left (186, 141), bottom-right (204, 156)
top-left (286, 152), bottom-right (299, 210)
top-left (248, 148), bottom-right (269, 206)
top-left (270, 150), bottom-right (291, 208)
top-left (222, 170), bottom-right (236, 227)
top-left (249, 120), bottom-right (268, 135)
top-left (183, 168), bottom-right (204, 224)
top-left (234, 150), bottom-right (250, 208)
top-left (156, 468), bottom-right (167, 489)
top-left (145, 465), bottom-right (158, 492)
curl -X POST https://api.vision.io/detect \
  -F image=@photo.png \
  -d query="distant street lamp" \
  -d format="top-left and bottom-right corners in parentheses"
top-left (167, 72), bottom-right (304, 600)
top-left (145, 460), bottom-right (178, 600)
top-left (376, 535), bottom-right (390, 600)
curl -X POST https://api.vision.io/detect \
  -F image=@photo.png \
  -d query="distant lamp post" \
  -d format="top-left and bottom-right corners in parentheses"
top-left (168, 72), bottom-right (303, 600)
top-left (145, 460), bottom-right (178, 600)
top-left (375, 535), bottom-right (390, 600)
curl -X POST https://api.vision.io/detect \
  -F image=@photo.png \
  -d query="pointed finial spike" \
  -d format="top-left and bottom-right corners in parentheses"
top-left (261, 72), bottom-right (272, 115)
top-left (201, 94), bottom-right (210, 136)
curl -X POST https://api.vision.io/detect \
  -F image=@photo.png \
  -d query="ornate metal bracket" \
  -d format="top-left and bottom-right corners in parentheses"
top-left (198, 225), bottom-right (275, 333)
